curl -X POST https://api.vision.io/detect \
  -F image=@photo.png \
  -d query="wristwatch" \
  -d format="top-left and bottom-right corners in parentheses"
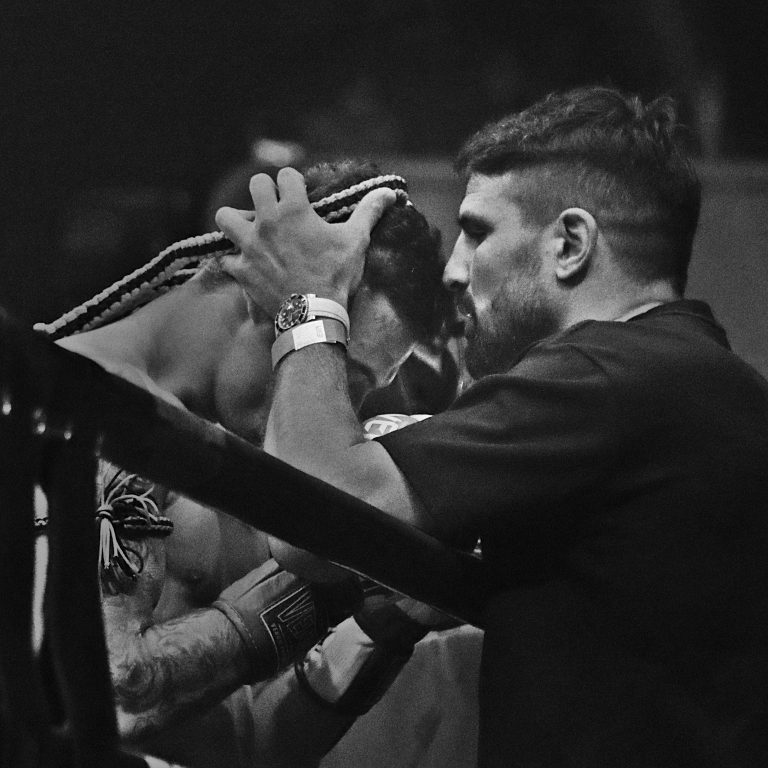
top-left (274, 294), bottom-right (350, 338)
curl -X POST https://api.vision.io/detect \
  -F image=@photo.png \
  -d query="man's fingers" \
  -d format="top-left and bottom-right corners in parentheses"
top-left (275, 167), bottom-right (309, 204)
top-left (215, 206), bottom-right (253, 244)
top-left (348, 187), bottom-right (397, 234)
top-left (249, 173), bottom-right (279, 211)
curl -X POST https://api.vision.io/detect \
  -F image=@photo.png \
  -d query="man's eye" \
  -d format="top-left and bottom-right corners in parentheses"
top-left (464, 227), bottom-right (486, 243)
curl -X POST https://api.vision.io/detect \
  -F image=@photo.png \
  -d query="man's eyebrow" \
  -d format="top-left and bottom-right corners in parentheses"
top-left (457, 211), bottom-right (489, 230)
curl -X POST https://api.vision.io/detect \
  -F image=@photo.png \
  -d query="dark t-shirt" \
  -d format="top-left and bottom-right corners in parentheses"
top-left (378, 300), bottom-right (768, 767)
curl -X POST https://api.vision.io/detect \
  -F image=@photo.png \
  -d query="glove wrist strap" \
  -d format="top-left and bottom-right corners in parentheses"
top-left (294, 616), bottom-right (413, 716)
top-left (354, 600), bottom-right (429, 655)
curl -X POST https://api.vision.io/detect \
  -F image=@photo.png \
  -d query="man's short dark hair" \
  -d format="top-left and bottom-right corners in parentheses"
top-left (304, 159), bottom-right (448, 342)
top-left (456, 86), bottom-right (701, 294)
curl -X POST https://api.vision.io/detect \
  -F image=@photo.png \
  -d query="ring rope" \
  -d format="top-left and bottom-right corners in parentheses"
top-left (1, 310), bottom-right (493, 627)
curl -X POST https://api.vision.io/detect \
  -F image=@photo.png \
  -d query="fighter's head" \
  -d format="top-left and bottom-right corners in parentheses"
top-left (37, 159), bottom-right (448, 411)
top-left (302, 159), bottom-right (447, 406)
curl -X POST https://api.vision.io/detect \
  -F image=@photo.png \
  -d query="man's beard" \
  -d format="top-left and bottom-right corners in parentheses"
top-left (464, 280), bottom-right (559, 379)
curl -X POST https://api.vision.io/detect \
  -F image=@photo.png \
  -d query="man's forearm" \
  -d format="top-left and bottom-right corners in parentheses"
top-left (265, 344), bottom-right (425, 528)
top-left (265, 344), bottom-right (362, 475)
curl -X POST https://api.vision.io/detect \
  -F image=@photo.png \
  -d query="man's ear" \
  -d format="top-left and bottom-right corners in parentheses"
top-left (553, 208), bottom-right (598, 281)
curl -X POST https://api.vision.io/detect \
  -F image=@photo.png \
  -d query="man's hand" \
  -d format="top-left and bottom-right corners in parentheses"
top-left (215, 167), bottom-right (396, 316)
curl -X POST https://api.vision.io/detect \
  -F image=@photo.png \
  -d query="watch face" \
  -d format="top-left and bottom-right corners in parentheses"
top-left (275, 294), bottom-right (309, 333)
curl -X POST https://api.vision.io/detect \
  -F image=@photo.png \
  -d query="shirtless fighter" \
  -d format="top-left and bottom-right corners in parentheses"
top-left (35, 159), bottom-right (451, 767)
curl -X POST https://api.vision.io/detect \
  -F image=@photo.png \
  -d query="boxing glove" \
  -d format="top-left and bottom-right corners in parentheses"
top-left (212, 558), bottom-right (362, 680)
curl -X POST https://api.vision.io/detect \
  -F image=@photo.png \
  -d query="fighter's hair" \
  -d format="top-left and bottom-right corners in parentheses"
top-left (35, 161), bottom-right (446, 341)
top-left (456, 85), bottom-right (701, 294)
top-left (305, 159), bottom-right (447, 342)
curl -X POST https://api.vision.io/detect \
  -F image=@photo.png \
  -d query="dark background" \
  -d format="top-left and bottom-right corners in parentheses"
top-left (2, 0), bottom-right (767, 328)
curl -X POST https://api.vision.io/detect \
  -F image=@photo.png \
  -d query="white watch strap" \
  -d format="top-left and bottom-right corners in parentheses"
top-left (271, 318), bottom-right (348, 369)
top-left (306, 295), bottom-right (350, 333)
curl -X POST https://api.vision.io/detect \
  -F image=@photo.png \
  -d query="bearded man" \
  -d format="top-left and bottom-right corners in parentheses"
top-left (217, 87), bottom-right (768, 768)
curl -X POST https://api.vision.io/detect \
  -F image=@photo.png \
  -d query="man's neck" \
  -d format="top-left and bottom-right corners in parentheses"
top-left (613, 300), bottom-right (666, 323)
top-left (561, 279), bottom-right (679, 328)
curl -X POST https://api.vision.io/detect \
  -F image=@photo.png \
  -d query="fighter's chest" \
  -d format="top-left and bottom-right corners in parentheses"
top-left (154, 495), bottom-right (269, 620)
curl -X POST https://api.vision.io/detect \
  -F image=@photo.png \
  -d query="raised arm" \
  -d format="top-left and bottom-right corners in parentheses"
top-left (216, 169), bottom-right (433, 534)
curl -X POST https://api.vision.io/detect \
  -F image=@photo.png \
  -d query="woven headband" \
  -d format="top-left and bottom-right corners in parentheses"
top-left (35, 174), bottom-right (409, 340)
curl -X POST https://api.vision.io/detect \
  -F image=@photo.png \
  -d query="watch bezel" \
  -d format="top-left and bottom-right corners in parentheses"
top-left (275, 294), bottom-right (310, 334)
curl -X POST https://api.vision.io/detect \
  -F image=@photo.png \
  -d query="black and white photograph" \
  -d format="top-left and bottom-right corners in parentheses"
top-left (2, 2), bottom-right (767, 766)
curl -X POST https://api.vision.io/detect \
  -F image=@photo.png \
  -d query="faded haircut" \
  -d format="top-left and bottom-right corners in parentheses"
top-left (456, 86), bottom-right (701, 294)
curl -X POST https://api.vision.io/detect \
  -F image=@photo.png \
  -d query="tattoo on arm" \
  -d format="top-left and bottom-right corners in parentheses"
top-left (100, 535), bottom-right (251, 741)
top-left (109, 607), bottom-right (251, 741)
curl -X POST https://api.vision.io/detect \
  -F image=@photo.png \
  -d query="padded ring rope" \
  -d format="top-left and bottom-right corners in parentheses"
top-left (1, 310), bottom-right (494, 627)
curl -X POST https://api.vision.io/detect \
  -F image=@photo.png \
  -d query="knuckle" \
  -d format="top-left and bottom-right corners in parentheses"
top-left (257, 216), bottom-right (277, 237)
top-left (278, 196), bottom-right (302, 215)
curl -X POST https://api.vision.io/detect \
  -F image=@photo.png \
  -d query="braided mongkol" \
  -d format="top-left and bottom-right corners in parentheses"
top-left (34, 174), bottom-right (410, 341)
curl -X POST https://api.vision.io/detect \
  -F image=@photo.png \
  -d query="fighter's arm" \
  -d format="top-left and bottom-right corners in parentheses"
top-left (107, 540), bottom-right (439, 765)
top-left (99, 529), bottom-right (253, 741)
top-left (102, 547), bottom-right (333, 742)
top-left (103, 573), bottom-right (252, 741)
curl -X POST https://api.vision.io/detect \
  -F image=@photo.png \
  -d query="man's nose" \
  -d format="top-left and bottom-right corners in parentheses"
top-left (442, 240), bottom-right (470, 293)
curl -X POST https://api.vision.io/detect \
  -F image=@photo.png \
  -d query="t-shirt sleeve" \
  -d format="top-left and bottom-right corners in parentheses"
top-left (376, 339), bottom-right (621, 546)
